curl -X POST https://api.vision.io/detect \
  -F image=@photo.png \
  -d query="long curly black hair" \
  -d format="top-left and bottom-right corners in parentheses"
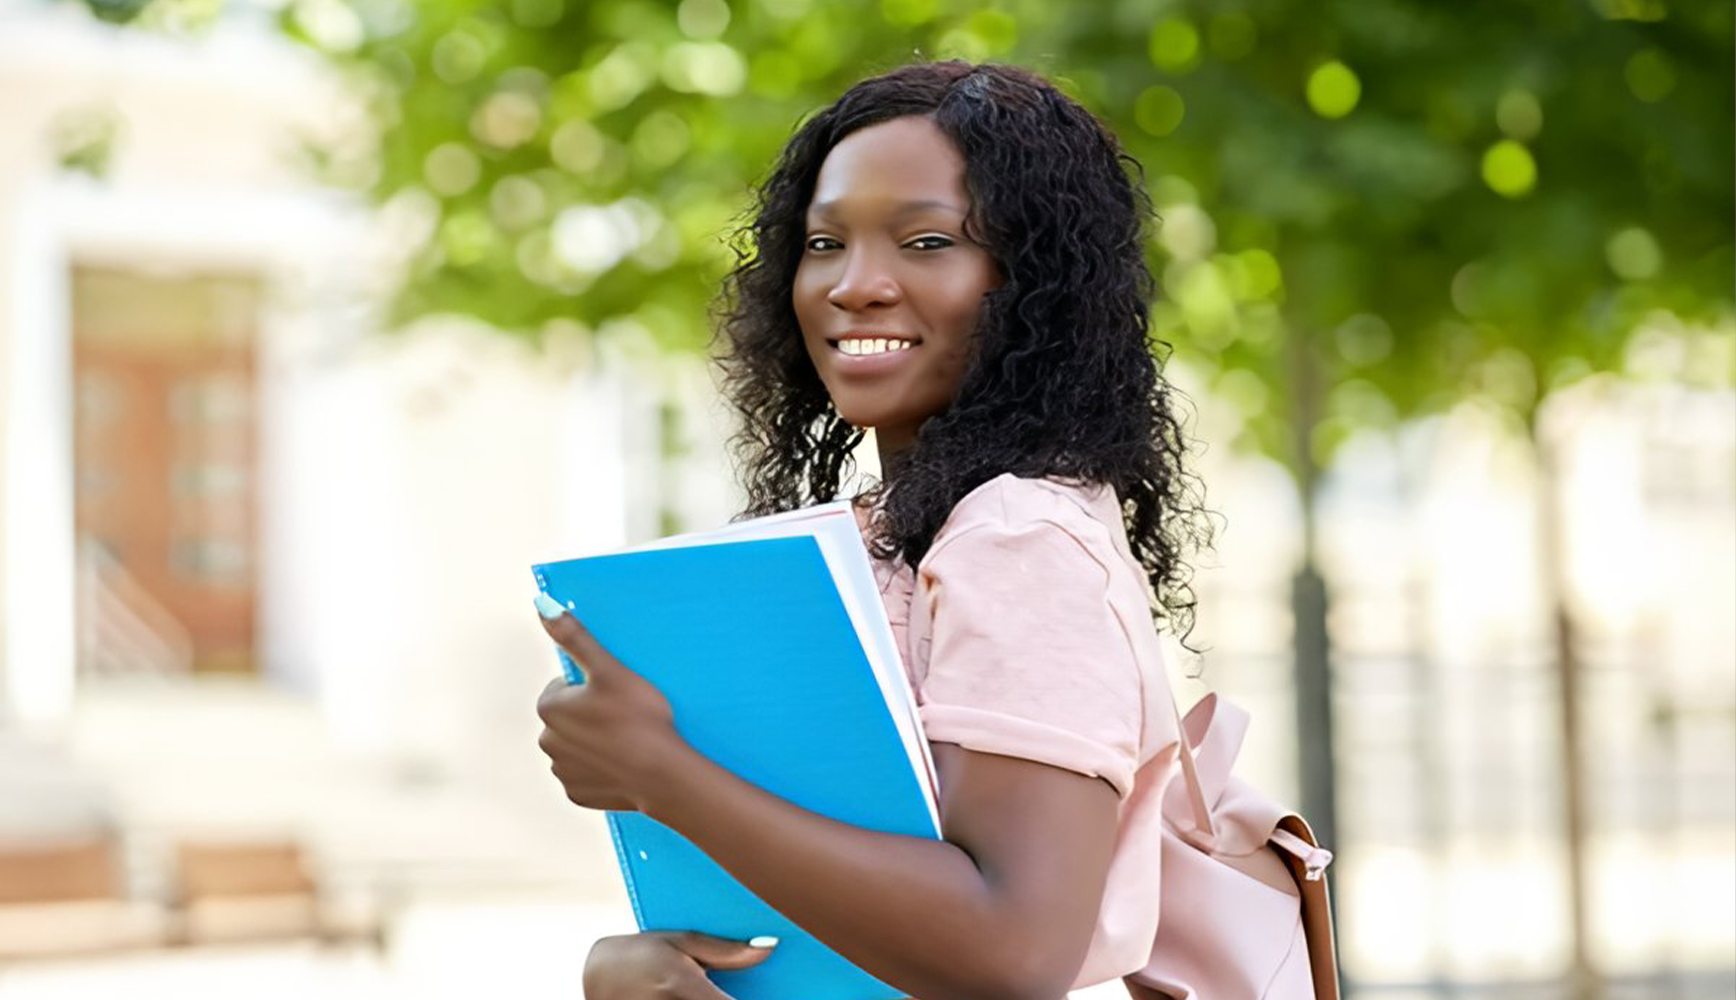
top-left (715, 61), bottom-right (1211, 639)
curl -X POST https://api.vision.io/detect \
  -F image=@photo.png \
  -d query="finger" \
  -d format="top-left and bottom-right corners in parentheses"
top-left (658, 930), bottom-right (779, 971)
top-left (533, 595), bottom-right (625, 680)
top-left (677, 976), bottom-right (742, 1000)
top-left (672, 974), bottom-right (739, 1000)
top-left (536, 681), bottom-right (582, 732)
top-left (536, 727), bottom-right (606, 772)
top-left (536, 724), bottom-right (577, 760)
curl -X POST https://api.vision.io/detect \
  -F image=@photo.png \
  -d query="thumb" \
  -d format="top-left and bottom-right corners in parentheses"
top-left (660, 931), bottom-right (779, 971)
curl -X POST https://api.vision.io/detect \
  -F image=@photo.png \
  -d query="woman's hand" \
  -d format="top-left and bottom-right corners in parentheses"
top-left (583, 932), bottom-right (776, 1000)
top-left (535, 600), bottom-right (692, 813)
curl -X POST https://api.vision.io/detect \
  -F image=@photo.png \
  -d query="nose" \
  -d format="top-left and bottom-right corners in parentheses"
top-left (826, 245), bottom-right (903, 312)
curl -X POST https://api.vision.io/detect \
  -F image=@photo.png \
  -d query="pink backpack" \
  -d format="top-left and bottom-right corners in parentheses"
top-left (1125, 693), bottom-right (1341, 1000)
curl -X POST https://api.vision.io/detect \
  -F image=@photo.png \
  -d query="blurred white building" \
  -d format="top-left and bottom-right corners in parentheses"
top-left (0, 0), bottom-right (738, 966)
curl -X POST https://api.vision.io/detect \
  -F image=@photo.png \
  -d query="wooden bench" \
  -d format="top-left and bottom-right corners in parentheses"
top-left (0, 835), bottom-right (169, 956)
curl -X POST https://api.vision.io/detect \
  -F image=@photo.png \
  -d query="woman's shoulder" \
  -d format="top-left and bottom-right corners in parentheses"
top-left (923, 473), bottom-right (1123, 567)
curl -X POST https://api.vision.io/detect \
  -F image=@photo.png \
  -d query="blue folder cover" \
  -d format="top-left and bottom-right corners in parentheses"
top-left (532, 535), bottom-right (940, 1000)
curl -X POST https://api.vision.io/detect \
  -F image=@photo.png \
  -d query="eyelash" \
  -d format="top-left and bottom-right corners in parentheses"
top-left (804, 235), bottom-right (954, 253)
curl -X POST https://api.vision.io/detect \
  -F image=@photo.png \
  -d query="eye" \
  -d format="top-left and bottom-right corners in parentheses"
top-left (906, 235), bottom-right (954, 251)
top-left (805, 235), bottom-right (842, 253)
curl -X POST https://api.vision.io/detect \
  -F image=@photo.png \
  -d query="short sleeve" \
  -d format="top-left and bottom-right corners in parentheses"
top-left (915, 481), bottom-right (1143, 798)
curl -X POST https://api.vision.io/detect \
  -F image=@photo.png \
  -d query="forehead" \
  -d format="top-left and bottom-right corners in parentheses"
top-left (807, 116), bottom-right (970, 217)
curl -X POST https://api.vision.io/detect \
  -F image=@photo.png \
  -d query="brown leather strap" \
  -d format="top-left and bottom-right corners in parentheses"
top-left (1275, 815), bottom-right (1343, 1000)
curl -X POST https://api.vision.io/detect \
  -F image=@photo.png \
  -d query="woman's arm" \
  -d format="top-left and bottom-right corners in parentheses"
top-left (536, 612), bottom-right (1120, 1000)
top-left (652, 742), bottom-right (1118, 1000)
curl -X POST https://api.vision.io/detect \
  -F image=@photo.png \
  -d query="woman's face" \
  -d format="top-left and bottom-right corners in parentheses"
top-left (793, 115), bottom-right (1001, 456)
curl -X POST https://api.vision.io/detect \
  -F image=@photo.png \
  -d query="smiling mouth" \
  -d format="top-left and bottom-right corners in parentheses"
top-left (831, 335), bottom-right (919, 357)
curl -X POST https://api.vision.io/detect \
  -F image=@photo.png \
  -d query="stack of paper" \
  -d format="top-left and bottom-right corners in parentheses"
top-left (532, 502), bottom-right (940, 1000)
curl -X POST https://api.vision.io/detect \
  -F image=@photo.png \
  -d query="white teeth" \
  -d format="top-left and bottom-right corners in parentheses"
top-left (839, 338), bottom-right (914, 356)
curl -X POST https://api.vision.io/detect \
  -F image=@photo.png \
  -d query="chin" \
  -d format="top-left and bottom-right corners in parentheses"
top-left (823, 397), bottom-right (873, 427)
top-left (834, 408), bottom-right (883, 431)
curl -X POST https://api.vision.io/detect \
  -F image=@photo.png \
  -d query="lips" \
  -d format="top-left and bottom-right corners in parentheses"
top-left (822, 333), bottom-right (920, 375)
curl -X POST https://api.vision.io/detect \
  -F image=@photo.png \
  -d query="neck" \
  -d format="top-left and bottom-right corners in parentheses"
top-left (876, 431), bottom-right (914, 478)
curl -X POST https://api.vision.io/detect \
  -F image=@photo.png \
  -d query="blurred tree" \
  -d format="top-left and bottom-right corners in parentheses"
top-left (1096, 13), bottom-right (1732, 999)
top-left (257, 1), bottom-right (1729, 994)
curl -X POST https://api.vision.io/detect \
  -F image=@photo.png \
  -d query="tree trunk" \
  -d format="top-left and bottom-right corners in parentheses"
top-left (1536, 425), bottom-right (1600, 1000)
top-left (1288, 321), bottom-right (1341, 956)
top-left (1292, 561), bottom-right (1338, 856)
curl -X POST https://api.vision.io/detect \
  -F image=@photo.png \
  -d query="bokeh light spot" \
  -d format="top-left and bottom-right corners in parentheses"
top-left (1306, 61), bottom-right (1361, 119)
top-left (549, 119), bottom-right (604, 174)
top-left (1605, 227), bottom-right (1662, 280)
top-left (1624, 48), bottom-right (1676, 103)
top-left (1148, 19), bottom-right (1201, 73)
top-left (490, 175), bottom-right (547, 231)
top-left (630, 109), bottom-right (693, 169)
top-left (1335, 313), bottom-right (1395, 366)
top-left (1328, 378), bottom-right (1398, 427)
top-left (440, 210), bottom-right (496, 267)
top-left (662, 41), bottom-right (746, 96)
top-left (471, 90), bottom-right (542, 149)
top-left (1135, 85), bottom-right (1186, 137)
top-left (291, 0), bottom-right (363, 52)
top-left (936, 26), bottom-right (990, 62)
top-left (588, 43), bottom-right (657, 110)
top-left (1156, 203), bottom-right (1215, 261)
top-left (431, 30), bottom-right (486, 85)
top-left (1233, 248), bottom-right (1283, 301)
top-left (1481, 139), bottom-right (1537, 197)
top-left (1495, 89), bottom-right (1543, 140)
top-left (1167, 259), bottom-right (1238, 348)
top-left (424, 142), bottom-right (480, 197)
top-left (549, 198), bottom-right (663, 277)
top-left (1450, 261), bottom-right (1490, 316)
top-left (677, 0), bottom-right (731, 40)
top-left (552, 204), bottom-right (632, 275)
top-left (1150, 174), bottom-right (1198, 207)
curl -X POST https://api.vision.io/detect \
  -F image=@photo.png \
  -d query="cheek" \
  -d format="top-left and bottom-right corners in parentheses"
top-left (791, 265), bottom-right (826, 331)
top-left (937, 257), bottom-right (997, 331)
top-left (921, 273), bottom-right (995, 396)
top-left (933, 273), bottom-right (993, 355)
top-left (927, 339), bottom-right (976, 397)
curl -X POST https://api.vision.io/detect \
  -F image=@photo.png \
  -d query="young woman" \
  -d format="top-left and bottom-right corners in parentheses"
top-left (534, 62), bottom-right (1211, 1000)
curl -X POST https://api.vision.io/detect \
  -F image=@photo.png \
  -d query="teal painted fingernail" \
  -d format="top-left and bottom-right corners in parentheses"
top-left (534, 593), bottom-right (567, 621)
top-left (748, 936), bottom-right (779, 949)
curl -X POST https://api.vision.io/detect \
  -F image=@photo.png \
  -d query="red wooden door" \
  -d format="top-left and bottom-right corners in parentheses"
top-left (72, 269), bottom-right (259, 676)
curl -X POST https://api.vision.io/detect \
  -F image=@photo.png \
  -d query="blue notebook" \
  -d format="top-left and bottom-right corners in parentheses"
top-left (532, 503), bottom-right (940, 1000)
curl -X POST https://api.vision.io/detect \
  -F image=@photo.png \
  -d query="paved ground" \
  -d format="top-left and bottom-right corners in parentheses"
top-left (0, 894), bottom-right (628, 999)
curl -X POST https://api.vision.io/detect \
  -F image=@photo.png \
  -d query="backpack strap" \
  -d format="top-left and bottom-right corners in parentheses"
top-left (1163, 691), bottom-right (1259, 852)
top-left (1273, 815), bottom-right (1342, 1000)
top-left (1270, 827), bottom-right (1333, 882)
top-left (1165, 688), bottom-right (1218, 851)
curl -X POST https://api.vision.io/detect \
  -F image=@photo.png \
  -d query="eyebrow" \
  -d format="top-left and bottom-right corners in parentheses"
top-left (806, 197), bottom-right (968, 221)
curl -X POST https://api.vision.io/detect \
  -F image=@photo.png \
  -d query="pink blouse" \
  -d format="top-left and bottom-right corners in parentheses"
top-left (864, 473), bottom-right (1184, 990)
